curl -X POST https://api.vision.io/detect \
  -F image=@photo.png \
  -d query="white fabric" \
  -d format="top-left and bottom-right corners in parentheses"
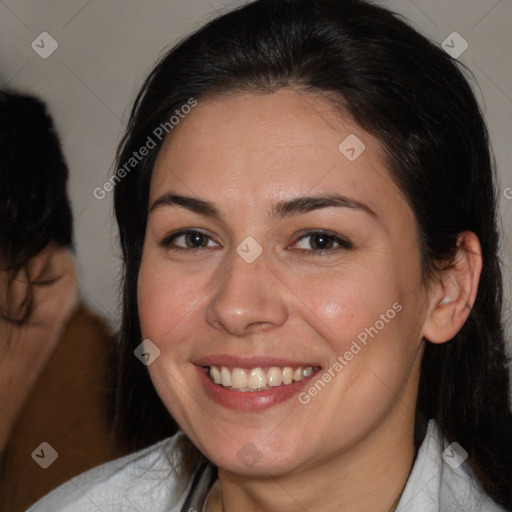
top-left (26, 435), bottom-right (192, 512)
top-left (27, 421), bottom-right (506, 511)
top-left (396, 422), bottom-right (506, 512)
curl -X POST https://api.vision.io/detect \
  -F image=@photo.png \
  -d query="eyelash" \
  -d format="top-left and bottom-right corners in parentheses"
top-left (158, 229), bottom-right (216, 253)
top-left (158, 229), bottom-right (352, 256)
top-left (292, 229), bottom-right (352, 257)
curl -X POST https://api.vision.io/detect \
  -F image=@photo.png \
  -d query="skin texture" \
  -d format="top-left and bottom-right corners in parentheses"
top-left (0, 245), bottom-right (78, 452)
top-left (138, 89), bottom-right (481, 512)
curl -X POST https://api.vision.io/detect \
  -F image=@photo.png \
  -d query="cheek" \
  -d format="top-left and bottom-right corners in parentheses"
top-left (302, 264), bottom-right (401, 354)
top-left (137, 257), bottom-right (204, 343)
top-left (318, 300), bottom-right (343, 319)
top-left (302, 269), bottom-right (420, 416)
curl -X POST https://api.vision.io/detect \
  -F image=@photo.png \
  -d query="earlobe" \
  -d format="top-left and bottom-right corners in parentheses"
top-left (422, 231), bottom-right (482, 344)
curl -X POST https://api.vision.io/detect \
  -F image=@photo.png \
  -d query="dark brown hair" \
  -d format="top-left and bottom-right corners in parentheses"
top-left (0, 91), bottom-right (73, 324)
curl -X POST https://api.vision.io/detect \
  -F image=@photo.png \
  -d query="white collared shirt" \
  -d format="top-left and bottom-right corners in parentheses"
top-left (396, 421), bottom-right (506, 511)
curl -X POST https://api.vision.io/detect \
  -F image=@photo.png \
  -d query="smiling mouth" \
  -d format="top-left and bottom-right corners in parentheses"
top-left (204, 365), bottom-right (321, 392)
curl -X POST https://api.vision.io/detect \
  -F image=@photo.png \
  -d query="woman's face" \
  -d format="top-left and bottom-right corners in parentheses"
top-left (138, 89), bottom-right (432, 476)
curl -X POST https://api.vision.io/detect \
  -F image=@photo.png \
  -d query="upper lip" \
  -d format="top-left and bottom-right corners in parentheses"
top-left (195, 354), bottom-right (321, 369)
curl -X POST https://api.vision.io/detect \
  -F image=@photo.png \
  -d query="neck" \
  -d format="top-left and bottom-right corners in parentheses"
top-left (208, 407), bottom-right (416, 512)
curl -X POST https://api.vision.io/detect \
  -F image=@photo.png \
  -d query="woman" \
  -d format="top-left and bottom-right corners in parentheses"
top-left (0, 91), bottom-right (78, 457)
top-left (0, 91), bottom-right (122, 511)
top-left (29, 0), bottom-right (512, 510)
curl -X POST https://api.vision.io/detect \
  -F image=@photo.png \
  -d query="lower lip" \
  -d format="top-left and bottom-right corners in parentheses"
top-left (195, 366), bottom-right (318, 411)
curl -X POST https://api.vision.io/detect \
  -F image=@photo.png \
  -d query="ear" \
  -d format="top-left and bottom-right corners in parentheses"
top-left (422, 231), bottom-right (482, 344)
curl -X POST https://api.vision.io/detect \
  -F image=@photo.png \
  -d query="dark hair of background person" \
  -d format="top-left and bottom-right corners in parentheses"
top-left (0, 91), bottom-right (73, 324)
top-left (111, 0), bottom-right (512, 507)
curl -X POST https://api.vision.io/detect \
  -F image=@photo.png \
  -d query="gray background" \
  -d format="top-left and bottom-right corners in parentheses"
top-left (1, 0), bottom-right (511, 342)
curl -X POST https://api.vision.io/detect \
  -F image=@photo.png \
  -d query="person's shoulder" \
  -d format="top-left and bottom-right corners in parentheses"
top-left (26, 433), bottom-right (194, 512)
top-left (397, 420), bottom-right (507, 512)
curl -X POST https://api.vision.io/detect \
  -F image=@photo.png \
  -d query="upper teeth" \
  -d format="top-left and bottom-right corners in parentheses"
top-left (209, 366), bottom-right (316, 391)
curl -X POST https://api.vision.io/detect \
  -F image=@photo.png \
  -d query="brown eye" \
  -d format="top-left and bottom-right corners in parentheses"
top-left (293, 231), bottom-right (352, 253)
top-left (182, 232), bottom-right (209, 248)
top-left (159, 230), bottom-right (219, 250)
top-left (309, 234), bottom-right (335, 250)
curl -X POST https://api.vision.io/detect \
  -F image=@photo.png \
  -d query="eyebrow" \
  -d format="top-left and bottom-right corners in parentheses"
top-left (149, 192), bottom-right (377, 220)
top-left (271, 194), bottom-right (377, 220)
top-left (150, 193), bottom-right (219, 216)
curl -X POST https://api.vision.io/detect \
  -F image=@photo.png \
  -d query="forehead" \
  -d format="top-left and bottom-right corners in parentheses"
top-left (149, 89), bottom-right (408, 224)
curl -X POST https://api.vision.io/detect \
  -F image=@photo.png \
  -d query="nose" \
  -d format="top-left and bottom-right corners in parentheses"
top-left (206, 252), bottom-right (289, 336)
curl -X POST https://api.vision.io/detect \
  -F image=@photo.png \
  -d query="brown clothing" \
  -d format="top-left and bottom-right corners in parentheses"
top-left (0, 303), bottom-right (124, 511)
